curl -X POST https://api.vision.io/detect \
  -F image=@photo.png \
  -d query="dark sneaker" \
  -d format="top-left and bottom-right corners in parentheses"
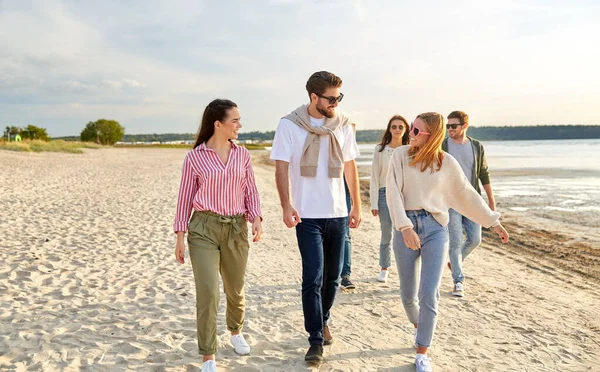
top-left (304, 344), bottom-right (323, 363)
top-left (323, 325), bottom-right (334, 345)
top-left (341, 276), bottom-right (356, 289)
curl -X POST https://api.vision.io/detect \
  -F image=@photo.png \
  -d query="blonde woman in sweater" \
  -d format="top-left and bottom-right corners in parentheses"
top-left (370, 115), bottom-right (410, 283)
top-left (386, 112), bottom-right (509, 372)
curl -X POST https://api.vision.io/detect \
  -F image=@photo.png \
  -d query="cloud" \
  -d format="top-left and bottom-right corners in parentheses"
top-left (1, 0), bottom-right (599, 136)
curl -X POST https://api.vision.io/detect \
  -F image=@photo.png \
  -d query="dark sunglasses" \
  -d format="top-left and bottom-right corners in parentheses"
top-left (409, 123), bottom-right (431, 136)
top-left (446, 123), bottom-right (464, 129)
top-left (390, 125), bottom-right (405, 130)
top-left (317, 92), bottom-right (344, 105)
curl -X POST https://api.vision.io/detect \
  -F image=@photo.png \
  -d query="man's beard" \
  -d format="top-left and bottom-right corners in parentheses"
top-left (316, 102), bottom-right (335, 118)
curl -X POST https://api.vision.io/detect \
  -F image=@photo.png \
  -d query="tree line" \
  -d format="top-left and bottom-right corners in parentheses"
top-left (53, 125), bottom-right (599, 143)
top-left (3, 125), bottom-right (50, 141)
top-left (3, 120), bottom-right (126, 145)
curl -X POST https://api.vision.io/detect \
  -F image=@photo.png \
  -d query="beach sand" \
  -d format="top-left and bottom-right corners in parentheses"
top-left (1, 148), bottom-right (599, 371)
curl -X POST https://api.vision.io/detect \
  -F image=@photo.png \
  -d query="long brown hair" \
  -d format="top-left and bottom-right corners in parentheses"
top-left (408, 112), bottom-right (446, 173)
top-left (193, 99), bottom-right (238, 149)
top-left (378, 115), bottom-right (410, 152)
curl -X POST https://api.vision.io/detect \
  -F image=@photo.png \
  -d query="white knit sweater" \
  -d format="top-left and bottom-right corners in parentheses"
top-left (369, 144), bottom-right (396, 210)
top-left (386, 146), bottom-right (500, 231)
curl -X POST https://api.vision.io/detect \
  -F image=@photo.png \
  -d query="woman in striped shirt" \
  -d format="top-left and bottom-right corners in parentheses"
top-left (174, 99), bottom-right (262, 372)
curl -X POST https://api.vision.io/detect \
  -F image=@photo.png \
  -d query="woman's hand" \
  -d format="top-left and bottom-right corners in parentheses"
top-left (371, 209), bottom-right (378, 217)
top-left (252, 218), bottom-right (263, 242)
top-left (401, 228), bottom-right (421, 250)
top-left (494, 224), bottom-right (509, 244)
top-left (175, 239), bottom-right (186, 264)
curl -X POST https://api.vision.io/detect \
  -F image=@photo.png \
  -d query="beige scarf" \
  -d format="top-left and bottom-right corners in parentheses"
top-left (283, 104), bottom-right (351, 178)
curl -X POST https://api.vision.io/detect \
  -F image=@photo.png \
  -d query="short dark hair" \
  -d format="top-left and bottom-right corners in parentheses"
top-left (306, 71), bottom-right (342, 98)
top-left (447, 111), bottom-right (469, 126)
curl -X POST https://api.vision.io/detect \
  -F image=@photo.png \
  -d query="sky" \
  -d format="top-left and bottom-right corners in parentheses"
top-left (1, 0), bottom-right (600, 137)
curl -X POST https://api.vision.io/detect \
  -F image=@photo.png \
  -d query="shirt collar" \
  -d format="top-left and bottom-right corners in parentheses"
top-left (196, 140), bottom-right (238, 152)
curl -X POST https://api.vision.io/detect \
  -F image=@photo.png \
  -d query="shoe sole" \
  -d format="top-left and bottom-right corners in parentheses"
top-left (324, 339), bottom-right (334, 346)
top-left (451, 292), bottom-right (464, 297)
top-left (305, 356), bottom-right (323, 364)
top-left (341, 284), bottom-right (356, 289)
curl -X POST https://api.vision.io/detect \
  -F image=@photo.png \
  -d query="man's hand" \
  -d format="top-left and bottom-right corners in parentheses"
top-left (371, 209), bottom-right (378, 217)
top-left (283, 204), bottom-right (301, 228)
top-left (349, 206), bottom-right (362, 228)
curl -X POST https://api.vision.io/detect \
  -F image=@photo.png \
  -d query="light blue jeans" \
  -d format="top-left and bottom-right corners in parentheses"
top-left (377, 188), bottom-right (393, 269)
top-left (448, 208), bottom-right (482, 284)
top-left (393, 210), bottom-right (448, 348)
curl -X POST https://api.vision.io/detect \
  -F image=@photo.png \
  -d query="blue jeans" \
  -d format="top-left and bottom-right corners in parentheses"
top-left (448, 209), bottom-right (482, 284)
top-left (377, 188), bottom-right (393, 269)
top-left (341, 178), bottom-right (352, 277)
top-left (393, 210), bottom-right (448, 348)
top-left (296, 217), bottom-right (347, 345)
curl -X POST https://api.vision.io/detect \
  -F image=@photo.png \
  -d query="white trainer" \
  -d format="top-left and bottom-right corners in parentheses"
top-left (452, 282), bottom-right (465, 297)
top-left (201, 360), bottom-right (217, 372)
top-left (230, 333), bottom-right (251, 355)
top-left (415, 354), bottom-right (433, 372)
top-left (377, 269), bottom-right (389, 282)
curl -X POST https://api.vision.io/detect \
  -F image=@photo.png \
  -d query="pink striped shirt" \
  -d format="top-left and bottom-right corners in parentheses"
top-left (173, 141), bottom-right (262, 233)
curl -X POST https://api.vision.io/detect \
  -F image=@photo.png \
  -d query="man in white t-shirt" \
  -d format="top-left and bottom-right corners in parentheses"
top-left (270, 71), bottom-right (361, 364)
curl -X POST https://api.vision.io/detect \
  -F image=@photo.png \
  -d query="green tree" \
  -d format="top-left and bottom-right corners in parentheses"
top-left (97, 119), bottom-right (125, 145)
top-left (80, 121), bottom-right (99, 143)
top-left (21, 125), bottom-right (50, 141)
top-left (80, 119), bottom-right (125, 145)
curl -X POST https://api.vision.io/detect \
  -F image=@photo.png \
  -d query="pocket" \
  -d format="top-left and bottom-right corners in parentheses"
top-left (187, 214), bottom-right (205, 236)
top-left (423, 213), bottom-right (444, 230)
top-left (240, 222), bottom-right (249, 241)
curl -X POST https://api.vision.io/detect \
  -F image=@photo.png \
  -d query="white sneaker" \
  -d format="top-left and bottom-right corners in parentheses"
top-left (452, 282), bottom-right (465, 297)
top-left (415, 354), bottom-right (432, 372)
top-left (377, 269), bottom-right (389, 282)
top-left (230, 333), bottom-right (251, 355)
top-left (201, 360), bottom-right (217, 372)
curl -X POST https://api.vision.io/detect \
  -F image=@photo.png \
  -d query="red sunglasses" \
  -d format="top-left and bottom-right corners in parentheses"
top-left (410, 123), bottom-right (431, 136)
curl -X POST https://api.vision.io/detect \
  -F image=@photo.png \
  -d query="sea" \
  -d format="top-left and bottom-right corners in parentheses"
top-left (355, 139), bottom-right (600, 225)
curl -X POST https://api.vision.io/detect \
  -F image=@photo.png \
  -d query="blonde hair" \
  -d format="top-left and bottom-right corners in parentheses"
top-left (408, 112), bottom-right (446, 173)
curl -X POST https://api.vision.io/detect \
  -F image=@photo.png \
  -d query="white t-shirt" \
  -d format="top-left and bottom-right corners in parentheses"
top-left (270, 116), bottom-right (360, 218)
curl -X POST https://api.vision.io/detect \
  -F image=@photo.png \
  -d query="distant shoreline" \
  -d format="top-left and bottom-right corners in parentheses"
top-left (52, 125), bottom-right (600, 143)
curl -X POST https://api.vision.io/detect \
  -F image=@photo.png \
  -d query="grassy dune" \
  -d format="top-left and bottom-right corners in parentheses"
top-left (0, 140), bottom-right (104, 153)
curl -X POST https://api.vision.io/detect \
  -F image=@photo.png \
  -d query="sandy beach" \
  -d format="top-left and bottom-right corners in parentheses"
top-left (1, 148), bottom-right (599, 371)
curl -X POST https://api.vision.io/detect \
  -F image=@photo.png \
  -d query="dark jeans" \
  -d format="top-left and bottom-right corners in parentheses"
top-left (296, 217), bottom-right (347, 345)
top-left (341, 177), bottom-right (352, 277)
